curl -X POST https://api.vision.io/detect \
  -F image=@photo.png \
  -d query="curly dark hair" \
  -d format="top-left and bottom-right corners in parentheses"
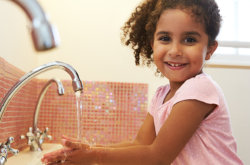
top-left (121, 0), bottom-right (222, 71)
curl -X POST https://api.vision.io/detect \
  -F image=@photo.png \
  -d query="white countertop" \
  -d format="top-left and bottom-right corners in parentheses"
top-left (7, 143), bottom-right (62, 165)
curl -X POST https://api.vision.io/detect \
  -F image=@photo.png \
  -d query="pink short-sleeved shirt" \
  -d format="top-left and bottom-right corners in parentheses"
top-left (149, 72), bottom-right (244, 165)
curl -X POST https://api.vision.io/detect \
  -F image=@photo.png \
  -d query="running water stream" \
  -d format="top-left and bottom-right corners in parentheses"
top-left (75, 91), bottom-right (83, 141)
top-left (61, 91), bottom-right (83, 163)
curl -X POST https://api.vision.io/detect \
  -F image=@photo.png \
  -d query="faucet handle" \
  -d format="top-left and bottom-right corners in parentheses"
top-left (44, 127), bottom-right (52, 140)
top-left (47, 135), bottom-right (52, 140)
top-left (0, 146), bottom-right (7, 164)
top-left (37, 128), bottom-right (43, 134)
top-left (0, 148), bottom-right (7, 165)
top-left (4, 137), bottom-right (19, 156)
top-left (27, 132), bottom-right (34, 146)
top-left (20, 135), bottom-right (26, 140)
top-left (9, 147), bottom-right (19, 156)
top-left (0, 144), bottom-right (7, 153)
top-left (29, 127), bottom-right (33, 133)
top-left (0, 147), bottom-right (7, 157)
top-left (21, 128), bottom-right (35, 146)
top-left (38, 127), bottom-right (52, 145)
top-left (44, 127), bottom-right (49, 133)
top-left (5, 137), bottom-right (14, 145)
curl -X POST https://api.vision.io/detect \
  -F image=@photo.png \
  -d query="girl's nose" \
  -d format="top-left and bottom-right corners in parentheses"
top-left (167, 43), bottom-right (183, 57)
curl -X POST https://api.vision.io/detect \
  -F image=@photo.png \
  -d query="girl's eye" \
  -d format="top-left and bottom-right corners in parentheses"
top-left (184, 38), bottom-right (196, 43)
top-left (159, 36), bottom-right (171, 42)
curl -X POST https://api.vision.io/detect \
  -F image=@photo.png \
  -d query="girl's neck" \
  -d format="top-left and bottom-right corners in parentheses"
top-left (169, 81), bottom-right (184, 95)
top-left (163, 81), bottom-right (184, 104)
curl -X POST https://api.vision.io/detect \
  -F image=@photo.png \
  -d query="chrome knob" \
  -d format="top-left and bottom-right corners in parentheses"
top-left (0, 148), bottom-right (7, 155)
top-left (47, 135), bottom-right (52, 140)
top-left (2, 137), bottom-right (19, 156)
top-left (20, 135), bottom-right (26, 140)
top-left (21, 128), bottom-right (35, 146)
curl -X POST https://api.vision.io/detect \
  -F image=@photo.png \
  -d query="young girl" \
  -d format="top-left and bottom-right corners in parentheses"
top-left (41, 0), bottom-right (244, 164)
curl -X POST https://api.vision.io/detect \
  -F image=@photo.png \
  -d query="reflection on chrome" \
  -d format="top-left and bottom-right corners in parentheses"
top-left (10, 0), bottom-right (60, 51)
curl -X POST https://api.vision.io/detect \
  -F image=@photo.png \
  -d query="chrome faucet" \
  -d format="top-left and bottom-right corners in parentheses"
top-left (10, 0), bottom-right (60, 51)
top-left (0, 61), bottom-right (83, 164)
top-left (21, 78), bottom-right (65, 151)
top-left (0, 146), bottom-right (7, 165)
top-left (0, 138), bottom-right (19, 165)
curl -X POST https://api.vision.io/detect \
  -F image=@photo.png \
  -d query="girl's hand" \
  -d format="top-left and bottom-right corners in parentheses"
top-left (41, 139), bottom-right (96, 165)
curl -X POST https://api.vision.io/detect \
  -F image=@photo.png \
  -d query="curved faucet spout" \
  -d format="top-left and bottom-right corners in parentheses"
top-left (0, 61), bottom-right (83, 124)
top-left (10, 0), bottom-right (60, 51)
top-left (33, 78), bottom-right (64, 136)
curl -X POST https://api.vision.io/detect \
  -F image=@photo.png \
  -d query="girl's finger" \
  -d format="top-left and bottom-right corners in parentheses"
top-left (62, 139), bottom-right (82, 150)
top-left (42, 148), bottom-right (74, 162)
top-left (42, 153), bottom-right (67, 164)
top-left (43, 149), bottom-right (65, 158)
top-left (61, 135), bottom-right (78, 142)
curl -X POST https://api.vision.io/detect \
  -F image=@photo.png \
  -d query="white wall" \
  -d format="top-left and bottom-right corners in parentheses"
top-left (0, 0), bottom-right (39, 72)
top-left (0, 0), bottom-right (249, 164)
top-left (36, 0), bottom-right (168, 112)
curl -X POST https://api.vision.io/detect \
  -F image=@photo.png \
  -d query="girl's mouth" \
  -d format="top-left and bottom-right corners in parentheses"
top-left (165, 62), bottom-right (188, 70)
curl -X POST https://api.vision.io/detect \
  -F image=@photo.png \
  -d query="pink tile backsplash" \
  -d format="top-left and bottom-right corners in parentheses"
top-left (0, 58), bottom-right (38, 155)
top-left (38, 80), bottom-right (148, 145)
top-left (0, 57), bottom-right (148, 157)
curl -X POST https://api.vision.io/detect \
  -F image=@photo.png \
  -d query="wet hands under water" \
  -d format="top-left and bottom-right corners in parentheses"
top-left (41, 135), bottom-right (106, 165)
top-left (41, 139), bottom-right (92, 165)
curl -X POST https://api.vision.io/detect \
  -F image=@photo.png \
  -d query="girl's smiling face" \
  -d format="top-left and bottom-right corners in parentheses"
top-left (152, 9), bottom-right (218, 83)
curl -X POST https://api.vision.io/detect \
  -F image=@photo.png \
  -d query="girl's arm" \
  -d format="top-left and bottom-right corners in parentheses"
top-left (42, 100), bottom-right (216, 165)
top-left (98, 100), bottom-right (216, 165)
top-left (96, 112), bottom-right (156, 148)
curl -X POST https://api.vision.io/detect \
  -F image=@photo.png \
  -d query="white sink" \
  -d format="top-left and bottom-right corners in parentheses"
top-left (7, 143), bottom-right (62, 165)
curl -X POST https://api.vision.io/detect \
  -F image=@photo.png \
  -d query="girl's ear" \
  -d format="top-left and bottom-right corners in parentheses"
top-left (205, 41), bottom-right (218, 60)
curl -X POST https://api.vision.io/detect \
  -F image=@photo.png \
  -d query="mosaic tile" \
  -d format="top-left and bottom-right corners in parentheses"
top-left (38, 80), bottom-right (148, 145)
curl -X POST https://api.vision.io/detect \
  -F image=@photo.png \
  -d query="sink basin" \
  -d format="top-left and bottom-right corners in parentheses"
top-left (8, 143), bottom-right (62, 165)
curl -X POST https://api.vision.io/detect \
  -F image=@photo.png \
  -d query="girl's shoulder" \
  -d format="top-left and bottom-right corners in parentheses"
top-left (185, 72), bottom-right (213, 84)
top-left (155, 84), bottom-right (171, 98)
top-left (174, 72), bottom-right (222, 107)
top-left (150, 84), bottom-right (170, 108)
top-left (179, 72), bottom-right (220, 93)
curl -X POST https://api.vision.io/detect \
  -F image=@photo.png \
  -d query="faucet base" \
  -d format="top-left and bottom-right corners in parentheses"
top-left (0, 156), bottom-right (6, 165)
top-left (30, 140), bottom-right (42, 152)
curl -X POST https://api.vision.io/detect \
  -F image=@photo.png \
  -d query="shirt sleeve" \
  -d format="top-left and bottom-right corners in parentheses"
top-left (148, 86), bottom-right (164, 117)
top-left (172, 76), bottom-right (220, 107)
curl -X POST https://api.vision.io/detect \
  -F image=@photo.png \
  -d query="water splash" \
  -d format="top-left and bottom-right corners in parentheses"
top-left (60, 90), bottom-right (83, 164)
top-left (82, 138), bottom-right (96, 151)
top-left (89, 138), bottom-right (96, 147)
top-left (75, 91), bottom-right (83, 141)
top-left (61, 145), bottom-right (67, 163)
